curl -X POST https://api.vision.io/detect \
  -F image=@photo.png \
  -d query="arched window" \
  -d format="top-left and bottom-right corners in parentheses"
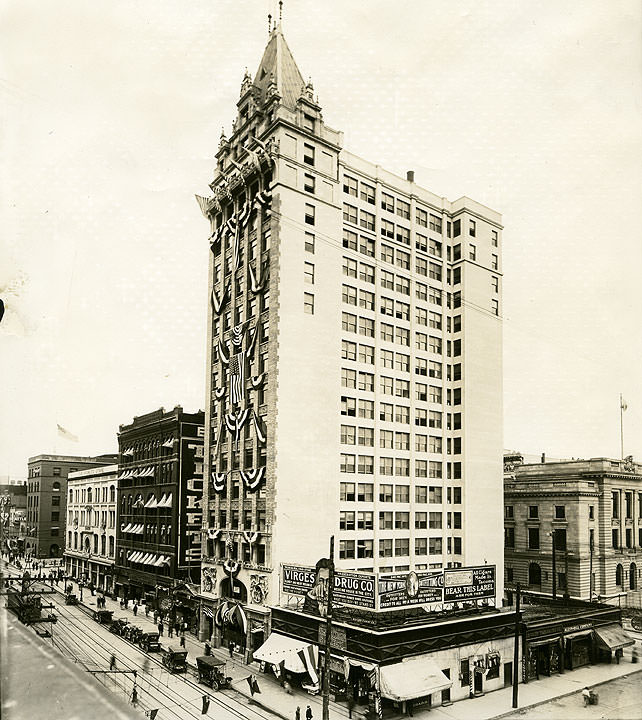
top-left (52, 481), bottom-right (61, 492)
top-left (74, 532), bottom-right (78, 549)
top-left (109, 485), bottom-right (115, 503)
top-left (528, 562), bottom-right (542, 586)
top-left (87, 487), bottom-right (92, 502)
top-left (127, 494), bottom-right (133, 512)
top-left (616, 563), bottom-right (624, 588)
top-left (109, 536), bottom-right (115, 557)
top-left (69, 489), bottom-right (73, 502)
top-left (630, 563), bottom-right (637, 590)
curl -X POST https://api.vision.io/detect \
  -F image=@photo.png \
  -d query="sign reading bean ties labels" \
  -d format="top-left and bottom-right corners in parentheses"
top-left (282, 563), bottom-right (496, 610)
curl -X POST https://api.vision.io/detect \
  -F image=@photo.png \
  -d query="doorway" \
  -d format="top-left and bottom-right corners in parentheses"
top-left (474, 669), bottom-right (483, 694)
top-left (504, 662), bottom-right (513, 687)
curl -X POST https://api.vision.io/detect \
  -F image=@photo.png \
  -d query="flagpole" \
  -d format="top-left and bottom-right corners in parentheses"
top-left (620, 394), bottom-right (624, 459)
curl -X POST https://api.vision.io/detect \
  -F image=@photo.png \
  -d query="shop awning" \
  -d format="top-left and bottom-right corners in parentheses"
top-left (528, 637), bottom-right (559, 648)
top-left (594, 624), bottom-right (635, 651)
top-left (379, 655), bottom-right (452, 702)
top-left (565, 630), bottom-right (593, 641)
top-left (253, 632), bottom-right (314, 674)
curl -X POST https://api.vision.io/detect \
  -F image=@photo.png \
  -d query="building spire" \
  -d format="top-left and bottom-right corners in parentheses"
top-left (267, 13), bottom-right (272, 35)
top-left (279, 1), bottom-right (283, 24)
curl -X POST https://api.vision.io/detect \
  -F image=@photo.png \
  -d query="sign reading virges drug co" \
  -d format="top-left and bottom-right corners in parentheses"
top-left (443, 565), bottom-right (495, 602)
top-left (281, 564), bottom-right (376, 609)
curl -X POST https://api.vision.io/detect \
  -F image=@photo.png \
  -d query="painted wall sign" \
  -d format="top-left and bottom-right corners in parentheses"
top-left (443, 566), bottom-right (496, 601)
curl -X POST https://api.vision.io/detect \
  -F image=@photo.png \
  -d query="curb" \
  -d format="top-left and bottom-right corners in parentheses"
top-left (491, 665), bottom-right (642, 719)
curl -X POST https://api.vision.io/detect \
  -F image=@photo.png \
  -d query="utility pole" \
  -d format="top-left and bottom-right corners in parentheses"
top-left (620, 394), bottom-right (625, 459)
top-left (512, 583), bottom-right (520, 709)
top-left (551, 531), bottom-right (557, 600)
top-left (589, 528), bottom-right (594, 601)
top-left (322, 536), bottom-right (335, 720)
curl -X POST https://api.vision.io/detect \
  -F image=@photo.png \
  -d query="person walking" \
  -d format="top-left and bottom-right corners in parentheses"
top-left (158, 621), bottom-right (164, 636)
top-left (228, 640), bottom-right (234, 658)
top-left (133, 603), bottom-right (138, 617)
top-left (109, 654), bottom-right (117, 671)
top-left (305, 705), bottom-right (313, 720)
top-left (145, 605), bottom-right (150, 618)
top-left (295, 707), bottom-right (301, 720)
top-left (347, 695), bottom-right (355, 719)
top-left (168, 624), bottom-right (173, 639)
top-left (180, 632), bottom-right (186, 649)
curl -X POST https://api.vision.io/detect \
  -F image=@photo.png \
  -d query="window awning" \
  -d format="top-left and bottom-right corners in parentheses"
top-left (594, 624), bottom-right (635, 651)
top-left (253, 632), bottom-right (314, 674)
top-left (379, 655), bottom-right (452, 702)
top-left (122, 523), bottom-right (133, 533)
top-left (144, 495), bottom-right (157, 508)
top-left (565, 630), bottom-right (593, 641)
top-left (528, 637), bottom-right (559, 648)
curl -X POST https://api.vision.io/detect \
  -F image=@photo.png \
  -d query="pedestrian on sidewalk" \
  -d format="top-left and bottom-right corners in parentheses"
top-left (145, 605), bottom-right (150, 618)
top-left (174, 620), bottom-right (180, 635)
top-left (180, 633), bottom-right (186, 649)
top-left (158, 621), bottom-right (164, 636)
top-left (133, 603), bottom-right (138, 617)
top-left (295, 707), bottom-right (300, 720)
top-left (347, 695), bottom-right (355, 718)
top-left (168, 625), bottom-right (173, 639)
top-left (109, 654), bottom-right (117, 671)
top-left (305, 705), bottom-right (313, 720)
top-left (228, 640), bottom-right (234, 658)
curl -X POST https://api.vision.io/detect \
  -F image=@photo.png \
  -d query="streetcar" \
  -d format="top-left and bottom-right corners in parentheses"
top-left (139, 631), bottom-right (161, 652)
top-left (161, 646), bottom-right (188, 673)
top-left (7, 586), bottom-right (43, 623)
top-left (196, 656), bottom-right (232, 691)
top-left (65, 592), bottom-right (79, 606)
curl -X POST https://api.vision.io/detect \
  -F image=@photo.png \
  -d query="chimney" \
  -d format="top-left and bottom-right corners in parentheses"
top-left (541, 453), bottom-right (546, 464)
top-left (406, 170), bottom-right (415, 183)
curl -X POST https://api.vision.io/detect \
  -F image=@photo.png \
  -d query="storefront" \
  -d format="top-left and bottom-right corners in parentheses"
top-left (522, 603), bottom-right (626, 682)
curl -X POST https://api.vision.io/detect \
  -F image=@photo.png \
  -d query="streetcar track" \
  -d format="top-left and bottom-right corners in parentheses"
top-left (6, 570), bottom-right (279, 720)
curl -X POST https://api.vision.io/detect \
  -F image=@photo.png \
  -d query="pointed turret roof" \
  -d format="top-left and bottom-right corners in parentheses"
top-left (253, 25), bottom-right (305, 111)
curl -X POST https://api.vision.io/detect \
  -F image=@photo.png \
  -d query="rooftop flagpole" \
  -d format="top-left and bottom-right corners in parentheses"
top-left (620, 394), bottom-right (627, 459)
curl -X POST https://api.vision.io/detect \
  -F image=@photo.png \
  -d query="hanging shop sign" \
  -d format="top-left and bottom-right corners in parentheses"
top-left (378, 570), bottom-right (443, 609)
top-left (443, 565), bottom-right (496, 602)
top-left (282, 563), bottom-right (376, 610)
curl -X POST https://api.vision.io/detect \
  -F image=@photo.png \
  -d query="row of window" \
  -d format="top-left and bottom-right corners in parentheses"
top-left (341, 342), bottom-right (456, 377)
top-left (213, 508), bottom-right (267, 531)
top-left (340, 398), bottom-right (462, 428)
top-left (505, 526), bottom-right (567, 551)
top-left (611, 490), bottom-right (642, 519)
top-left (340, 510), bottom-right (459, 530)
top-left (342, 371), bottom-right (451, 400)
top-left (340, 482), bottom-right (461, 504)
top-left (339, 536), bottom-right (460, 559)
top-left (340, 426), bottom-right (445, 449)
top-left (343, 225), bottom-right (443, 261)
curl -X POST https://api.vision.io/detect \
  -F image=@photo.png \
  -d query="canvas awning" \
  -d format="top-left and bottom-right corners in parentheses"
top-left (122, 523), bottom-right (133, 533)
top-left (564, 630), bottom-right (593, 641)
top-left (594, 624), bottom-right (635, 651)
top-left (379, 655), bottom-right (452, 702)
top-left (252, 632), bottom-right (313, 674)
top-left (528, 637), bottom-right (559, 648)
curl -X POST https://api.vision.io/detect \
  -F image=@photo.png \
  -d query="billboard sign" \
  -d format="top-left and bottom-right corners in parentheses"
top-left (282, 564), bottom-right (376, 610)
top-left (378, 571), bottom-right (443, 608)
top-left (443, 565), bottom-right (495, 602)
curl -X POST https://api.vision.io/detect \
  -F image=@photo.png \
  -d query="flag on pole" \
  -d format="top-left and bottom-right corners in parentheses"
top-left (621, 398), bottom-right (628, 411)
top-left (57, 424), bottom-right (79, 442)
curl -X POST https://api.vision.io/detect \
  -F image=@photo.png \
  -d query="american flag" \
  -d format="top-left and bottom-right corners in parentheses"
top-left (229, 353), bottom-right (244, 405)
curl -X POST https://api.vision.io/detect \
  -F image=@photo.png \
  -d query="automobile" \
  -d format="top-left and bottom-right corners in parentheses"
top-left (139, 631), bottom-right (161, 652)
top-left (92, 609), bottom-right (114, 624)
top-left (64, 593), bottom-right (78, 606)
top-left (161, 646), bottom-right (188, 673)
top-left (127, 626), bottom-right (143, 643)
top-left (109, 617), bottom-right (129, 635)
top-left (196, 656), bottom-right (232, 691)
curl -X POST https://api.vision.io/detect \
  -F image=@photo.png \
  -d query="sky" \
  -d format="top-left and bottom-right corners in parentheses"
top-left (1, 0), bottom-right (641, 479)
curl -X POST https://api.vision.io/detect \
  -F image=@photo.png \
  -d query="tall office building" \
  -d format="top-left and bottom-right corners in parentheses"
top-left (198, 21), bottom-right (503, 645)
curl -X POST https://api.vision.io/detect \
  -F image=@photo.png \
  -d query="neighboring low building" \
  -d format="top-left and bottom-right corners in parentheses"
top-left (26, 454), bottom-right (117, 559)
top-left (63, 464), bottom-right (118, 593)
top-left (114, 406), bottom-right (204, 627)
top-left (504, 454), bottom-right (642, 608)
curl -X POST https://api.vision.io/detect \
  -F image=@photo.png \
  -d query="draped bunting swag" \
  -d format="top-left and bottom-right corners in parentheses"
top-left (252, 412), bottom-right (267, 445)
top-left (248, 261), bottom-right (268, 294)
top-left (240, 467), bottom-right (266, 492)
top-left (231, 323), bottom-right (245, 347)
top-left (215, 387), bottom-right (226, 400)
top-left (250, 374), bottom-right (264, 389)
top-left (218, 339), bottom-right (230, 365)
top-left (210, 284), bottom-right (228, 316)
top-left (211, 471), bottom-right (227, 494)
top-left (242, 531), bottom-right (259, 545)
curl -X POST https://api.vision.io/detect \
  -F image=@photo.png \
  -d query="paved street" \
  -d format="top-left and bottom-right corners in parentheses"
top-left (500, 671), bottom-right (642, 719)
